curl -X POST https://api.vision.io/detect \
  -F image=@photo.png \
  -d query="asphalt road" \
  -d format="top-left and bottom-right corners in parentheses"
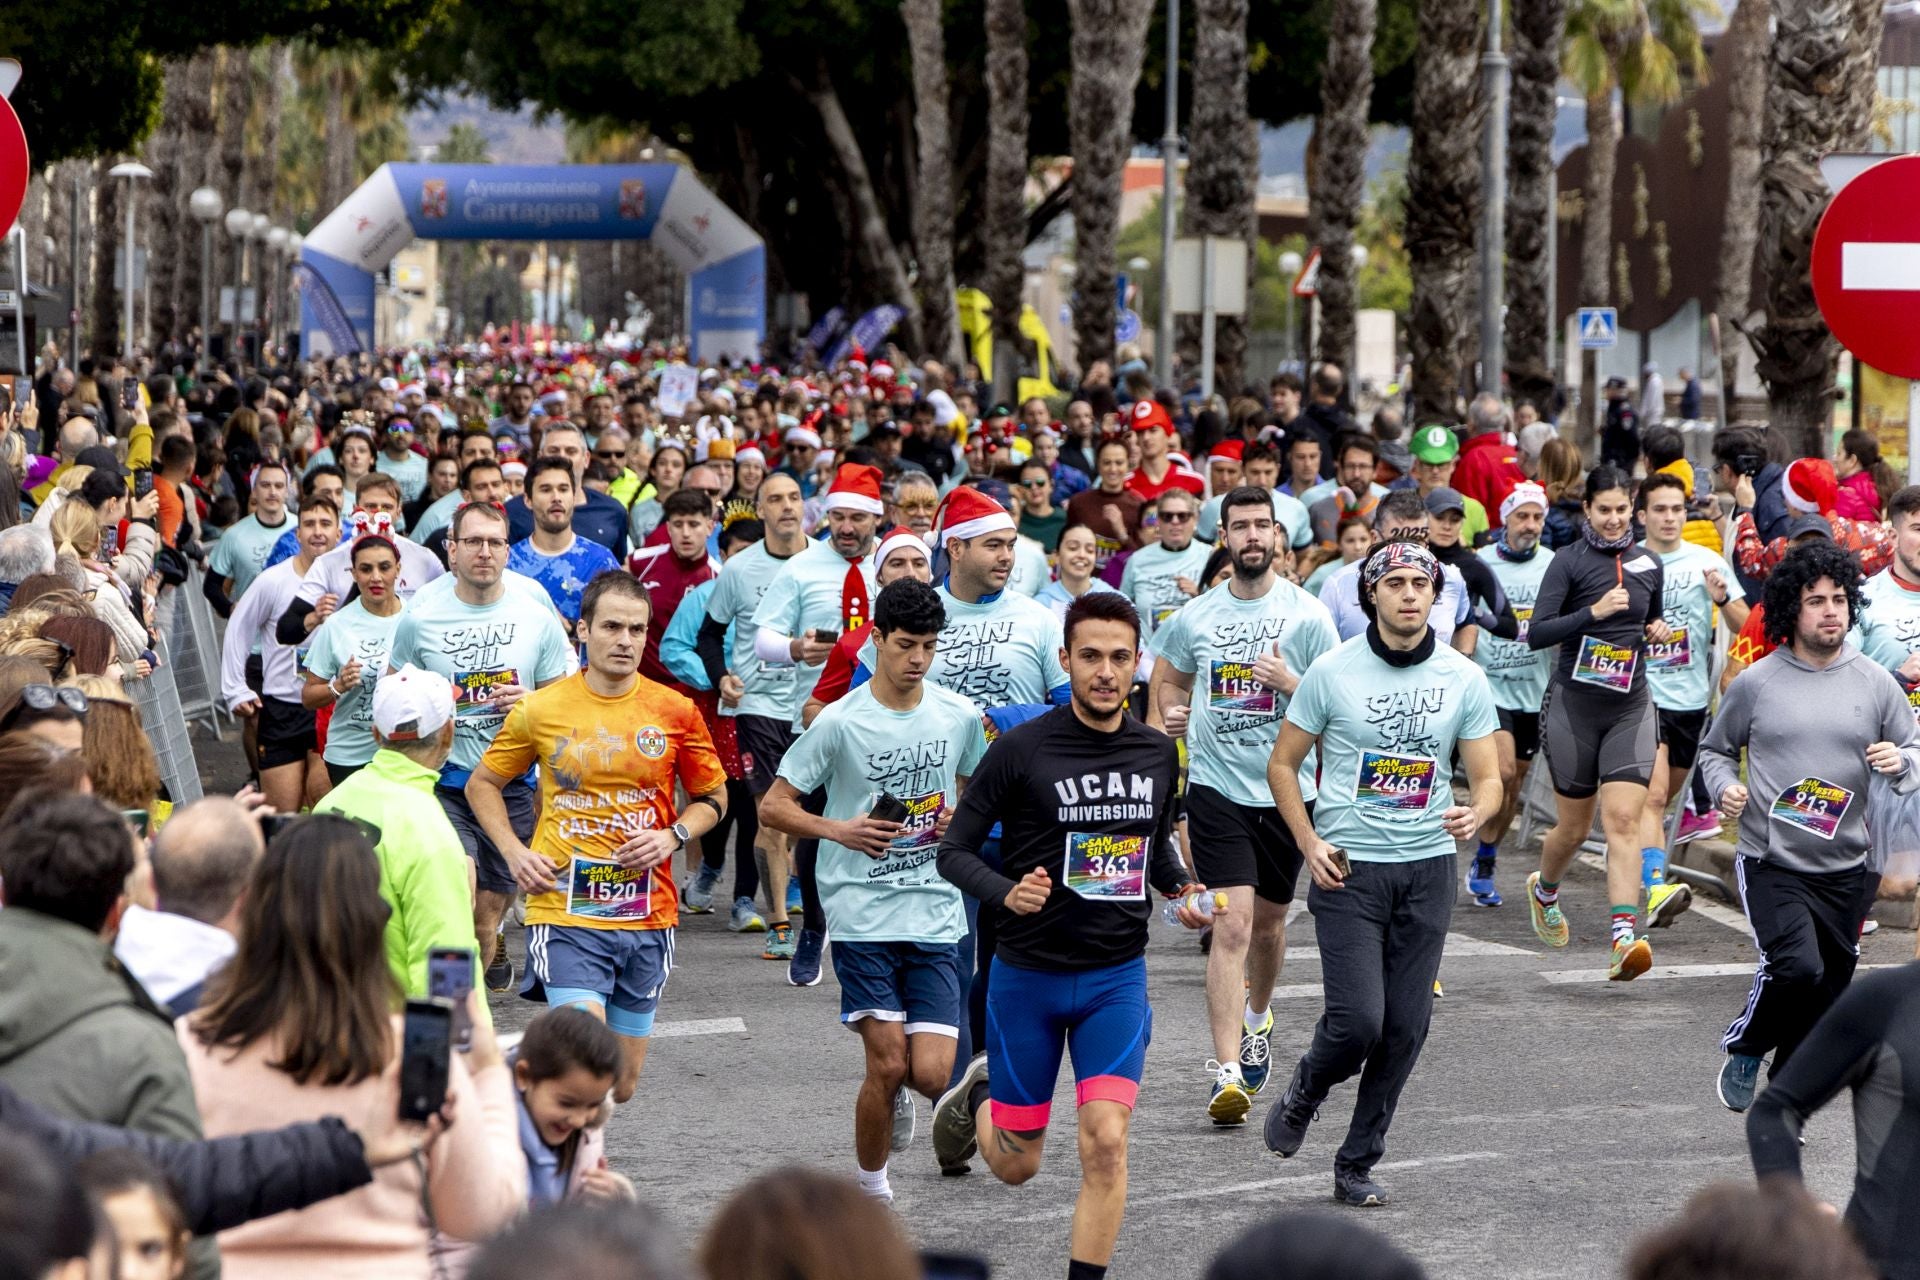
top-left (191, 725), bottom-right (1906, 1280)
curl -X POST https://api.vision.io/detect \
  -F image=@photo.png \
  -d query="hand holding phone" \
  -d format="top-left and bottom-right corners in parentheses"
top-left (398, 999), bottom-right (453, 1122)
top-left (428, 948), bottom-right (476, 1052)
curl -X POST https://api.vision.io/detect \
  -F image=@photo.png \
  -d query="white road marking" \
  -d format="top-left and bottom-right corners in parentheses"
top-left (652, 1017), bottom-right (748, 1037)
top-left (996, 1151), bottom-right (1502, 1222)
top-left (1538, 962), bottom-right (1895, 986)
top-left (1843, 241), bottom-right (1920, 290)
top-left (1575, 851), bottom-right (1752, 936)
top-left (1284, 933), bottom-right (1535, 962)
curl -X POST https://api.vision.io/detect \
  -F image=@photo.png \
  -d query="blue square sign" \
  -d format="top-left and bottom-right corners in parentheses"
top-left (1577, 307), bottom-right (1618, 350)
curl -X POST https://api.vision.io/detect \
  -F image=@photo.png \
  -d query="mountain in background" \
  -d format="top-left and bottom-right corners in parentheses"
top-left (407, 95), bottom-right (568, 164)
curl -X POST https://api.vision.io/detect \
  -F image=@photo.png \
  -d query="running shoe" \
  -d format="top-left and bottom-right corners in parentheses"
top-left (1608, 936), bottom-right (1653, 982)
top-left (1717, 1052), bottom-right (1764, 1112)
top-left (1527, 872), bottom-right (1569, 948)
top-left (762, 922), bottom-right (796, 961)
top-left (1676, 807), bottom-right (1723, 844)
top-left (1862, 918), bottom-right (1881, 937)
top-left (683, 864), bottom-right (720, 913)
top-left (1333, 1170), bottom-right (1390, 1207)
top-left (1207, 1060), bottom-right (1252, 1126)
top-left (1646, 881), bottom-right (1693, 929)
top-left (1432, 978), bottom-right (1444, 999)
top-left (933, 1053), bottom-right (989, 1173)
top-left (788, 928), bottom-right (827, 987)
top-left (1263, 1058), bottom-right (1317, 1158)
top-left (891, 1086), bottom-right (917, 1153)
top-left (728, 897), bottom-right (766, 933)
top-left (786, 878), bottom-right (804, 916)
top-left (1466, 855), bottom-right (1502, 907)
top-left (485, 948), bottom-right (514, 994)
top-left (1239, 1010), bottom-right (1275, 1094)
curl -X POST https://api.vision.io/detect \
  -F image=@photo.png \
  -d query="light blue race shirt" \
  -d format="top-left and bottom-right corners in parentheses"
top-left (1647, 541), bottom-right (1744, 713)
top-left (304, 598), bottom-right (405, 766)
top-left (209, 513), bottom-right (295, 603)
top-left (1119, 539), bottom-right (1214, 643)
top-left (707, 540), bottom-right (803, 720)
top-left (929, 585), bottom-right (1068, 709)
top-left (749, 539), bottom-right (879, 728)
top-left (1474, 544), bottom-right (1556, 712)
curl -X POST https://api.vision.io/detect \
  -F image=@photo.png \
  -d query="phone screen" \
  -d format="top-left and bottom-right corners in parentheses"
top-left (122, 379), bottom-right (140, 410)
top-left (0, 383), bottom-right (11, 414)
top-left (120, 809), bottom-right (150, 838)
top-left (920, 1254), bottom-right (991, 1280)
top-left (428, 947), bottom-right (475, 1051)
top-left (397, 999), bottom-right (453, 1122)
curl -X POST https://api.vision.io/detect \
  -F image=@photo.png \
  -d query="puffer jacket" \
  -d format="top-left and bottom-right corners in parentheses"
top-left (1836, 470), bottom-right (1882, 522)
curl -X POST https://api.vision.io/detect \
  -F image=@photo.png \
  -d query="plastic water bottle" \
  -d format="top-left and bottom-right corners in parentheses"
top-left (1162, 890), bottom-right (1228, 927)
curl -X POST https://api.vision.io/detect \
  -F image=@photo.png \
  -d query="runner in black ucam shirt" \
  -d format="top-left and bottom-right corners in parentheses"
top-left (932, 591), bottom-right (1201, 1280)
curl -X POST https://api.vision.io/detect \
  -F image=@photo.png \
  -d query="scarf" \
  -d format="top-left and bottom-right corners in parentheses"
top-left (1581, 522), bottom-right (1634, 554)
top-left (1494, 532), bottom-right (1538, 563)
top-left (1365, 621), bottom-right (1436, 668)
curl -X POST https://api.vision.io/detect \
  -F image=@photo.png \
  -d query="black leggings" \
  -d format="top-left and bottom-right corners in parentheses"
top-left (792, 787), bottom-right (829, 933)
top-left (701, 778), bottom-right (761, 904)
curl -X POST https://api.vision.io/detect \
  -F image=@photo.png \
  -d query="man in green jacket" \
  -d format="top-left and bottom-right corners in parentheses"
top-left (316, 663), bottom-right (481, 997)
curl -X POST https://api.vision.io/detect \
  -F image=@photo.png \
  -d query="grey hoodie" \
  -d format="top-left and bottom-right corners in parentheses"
top-left (1699, 643), bottom-right (1920, 874)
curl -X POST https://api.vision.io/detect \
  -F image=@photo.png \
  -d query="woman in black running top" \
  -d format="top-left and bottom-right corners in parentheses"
top-left (1524, 465), bottom-right (1671, 981)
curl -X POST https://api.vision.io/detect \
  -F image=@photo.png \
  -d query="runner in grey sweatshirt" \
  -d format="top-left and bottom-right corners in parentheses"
top-left (1697, 541), bottom-right (1920, 1112)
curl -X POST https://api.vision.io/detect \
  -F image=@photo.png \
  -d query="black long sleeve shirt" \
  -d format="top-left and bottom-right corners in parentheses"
top-left (1435, 542), bottom-right (1521, 640)
top-left (936, 706), bottom-right (1185, 971)
top-left (1528, 537), bottom-right (1664, 694)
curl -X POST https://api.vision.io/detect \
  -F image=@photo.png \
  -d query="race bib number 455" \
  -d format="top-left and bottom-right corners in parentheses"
top-left (566, 856), bottom-right (652, 921)
top-left (1063, 832), bottom-right (1147, 900)
top-left (1769, 778), bottom-right (1855, 842)
top-left (1354, 751), bottom-right (1436, 811)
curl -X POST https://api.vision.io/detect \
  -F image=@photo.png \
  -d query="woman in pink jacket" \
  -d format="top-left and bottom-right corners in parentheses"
top-left (178, 815), bottom-right (526, 1280)
top-left (1835, 429), bottom-right (1896, 522)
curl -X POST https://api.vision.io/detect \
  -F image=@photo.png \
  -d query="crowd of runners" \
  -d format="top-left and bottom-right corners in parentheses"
top-left (0, 344), bottom-right (1916, 1280)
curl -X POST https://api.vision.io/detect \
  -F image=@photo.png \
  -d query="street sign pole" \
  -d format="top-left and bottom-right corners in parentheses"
top-left (1200, 236), bottom-right (1216, 402)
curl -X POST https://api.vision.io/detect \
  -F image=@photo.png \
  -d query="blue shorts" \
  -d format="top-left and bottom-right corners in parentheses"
top-left (984, 955), bottom-right (1151, 1132)
top-left (832, 940), bottom-right (963, 1037)
top-left (438, 779), bottom-right (535, 896)
top-left (525, 924), bottom-right (673, 1038)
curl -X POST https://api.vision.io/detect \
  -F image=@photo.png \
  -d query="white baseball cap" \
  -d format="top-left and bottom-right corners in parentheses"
top-left (373, 664), bottom-right (456, 742)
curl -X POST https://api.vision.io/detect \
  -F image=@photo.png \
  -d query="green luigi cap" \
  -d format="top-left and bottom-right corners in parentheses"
top-left (1410, 424), bottom-right (1460, 464)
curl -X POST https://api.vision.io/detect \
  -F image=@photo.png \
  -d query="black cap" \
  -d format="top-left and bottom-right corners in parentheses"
top-left (1787, 514), bottom-right (1833, 541)
top-left (74, 446), bottom-right (126, 479)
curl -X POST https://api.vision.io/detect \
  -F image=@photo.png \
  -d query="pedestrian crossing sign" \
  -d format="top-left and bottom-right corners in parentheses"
top-left (1577, 307), bottom-right (1618, 349)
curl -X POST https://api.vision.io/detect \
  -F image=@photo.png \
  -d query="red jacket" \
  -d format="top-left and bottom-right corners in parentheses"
top-left (1835, 470), bottom-right (1881, 522)
top-left (1452, 431), bottom-right (1528, 520)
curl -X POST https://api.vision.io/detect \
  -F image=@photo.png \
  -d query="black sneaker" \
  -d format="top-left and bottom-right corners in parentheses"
top-left (1334, 1169), bottom-right (1389, 1206)
top-left (1263, 1058), bottom-right (1317, 1157)
top-left (485, 948), bottom-right (514, 994)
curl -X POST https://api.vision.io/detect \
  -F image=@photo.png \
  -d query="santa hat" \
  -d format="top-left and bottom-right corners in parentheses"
top-left (823, 463), bottom-right (885, 515)
top-left (874, 528), bottom-right (930, 570)
top-left (1208, 440), bottom-right (1245, 463)
top-left (735, 445), bottom-right (766, 467)
top-left (933, 486), bottom-right (1015, 544)
top-left (1129, 399), bottom-right (1175, 434)
top-left (784, 425), bottom-right (824, 450)
top-left (1783, 458), bottom-right (1838, 515)
top-left (1500, 482), bottom-right (1549, 524)
top-left (1169, 450), bottom-right (1199, 474)
top-left (870, 360), bottom-right (895, 382)
top-left (927, 390), bottom-right (961, 428)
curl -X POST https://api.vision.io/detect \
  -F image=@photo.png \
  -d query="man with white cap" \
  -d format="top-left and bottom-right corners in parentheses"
top-left (751, 463), bottom-right (884, 969)
top-left (780, 424), bottom-right (825, 497)
top-left (314, 663), bottom-right (479, 999)
top-left (1468, 482), bottom-right (1558, 907)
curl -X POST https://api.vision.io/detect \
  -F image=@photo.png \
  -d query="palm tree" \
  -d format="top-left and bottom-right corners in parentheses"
top-left (1308, 0), bottom-right (1377, 382)
top-left (904, 0), bottom-right (964, 369)
top-left (1186, 0), bottom-right (1258, 393)
top-left (1067, 0), bottom-right (1156, 376)
top-left (1562, 0), bottom-right (1713, 429)
top-left (441, 123), bottom-right (498, 341)
top-left (1405, 0), bottom-right (1483, 424)
top-left (983, 0), bottom-right (1029, 396)
top-left (1504, 0), bottom-right (1571, 412)
top-left (1752, 0), bottom-right (1885, 451)
top-left (1713, 0), bottom-right (1767, 418)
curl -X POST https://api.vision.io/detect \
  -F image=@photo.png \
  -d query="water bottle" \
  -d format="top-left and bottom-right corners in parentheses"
top-left (1162, 890), bottom-right (1227, 927)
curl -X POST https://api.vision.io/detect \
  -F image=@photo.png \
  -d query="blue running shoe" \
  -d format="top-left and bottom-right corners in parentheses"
top-left (785, 878), bottom-right (804, 916)
top-left (1466, 855), bottom-right (1502, 907)
top-left (1718, 1052), bottom-right (1764, 1112)
top-left (683, 863), bottom-right (720, 913)
top-left (1239, 1009), bottom-right (1275, 1094)
top-left (788, 927), bottom-right (827, 987)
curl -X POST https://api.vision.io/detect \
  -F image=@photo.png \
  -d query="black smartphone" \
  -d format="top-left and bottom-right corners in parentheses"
top-left (132, 468), bottom-right (154, 500)
top-left (920, 1254), bottom-right (991, 1280)
top-left (868, 792), bottom-right (910, 824)
top-left (810, 627), bottom-right (839, 646)
top-left (397, 998), bottom-right (453, 1122)
top-left (0, 381), bottom-right (11, 414)
top-left (427, 946), bottom-right (476, 1052)
top-left (120, 808), bottom-right (150, 838)
top-left (260, 812), bottom-right (300, 843)
top-left (121, 378), bottom-right (140, 410)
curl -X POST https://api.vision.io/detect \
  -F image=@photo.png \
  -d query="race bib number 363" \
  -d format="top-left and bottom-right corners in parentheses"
top-left (1063, 832), bottom-right (1147, 900)
top-left (1769, 778), bottom-right (1855, 842)
top-left (565, 856), bottom-right (652, 921)
top-left (1572, 635), bottom-right (1637, 692)
top-left (1354, 751), bottom-right (1436, 811)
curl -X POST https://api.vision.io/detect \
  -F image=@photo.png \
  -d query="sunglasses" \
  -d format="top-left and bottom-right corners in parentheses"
top-left (594, 449), bottom-right (626, 460)
top-left (1159, 510), bottom-right (1195, 523)
top-left (0, 683), bottom-right (89, 732)
top-left (1020, 478), bottom-right (1049, 489)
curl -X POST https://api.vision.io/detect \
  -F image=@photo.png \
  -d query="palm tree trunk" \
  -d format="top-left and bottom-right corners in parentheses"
top-left (142, 59), bottom-right (193, 348)
top-left (323, 59), bottom-right (353, 215)
top-left (902, 0), bottom-right (964, 369)
top-left (1504, 0), bottom-right (1569, 412)
top-left (217, 46), bottom-right (252, 344)
top-left (1406, 0), bottom-right (1484, 424)
top-left (171, 50), bottom-right (218, 357)
top-left (1187, 0), bottom-right (1258, 394)
top-left (983, 0), bottom-right (1030, 399)
top-left (1308, 0), bottom-right (1376, 380)
top-left (90, 159), bottom-right (121, 359)
top-left (1067, 0), bottom-right (1155, 376)
top-left (1715, 0), bottom-right (1769, 419)
top-left (1576, 85), bottom-right (1617, 440)
top-left (1753, 0), bottom-right (1885, 454)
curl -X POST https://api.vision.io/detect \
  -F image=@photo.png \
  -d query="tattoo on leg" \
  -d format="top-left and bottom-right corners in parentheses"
top-left (995, 1129), bottom-right (1026, 1155)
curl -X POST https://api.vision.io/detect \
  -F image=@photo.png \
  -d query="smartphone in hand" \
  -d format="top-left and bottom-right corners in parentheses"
top-left (868, 792), bottom-right (910, 825)
top-left (427, 947), bottom-right (476, 1052)
top-left (398, 999), bottom-right (453, 1122)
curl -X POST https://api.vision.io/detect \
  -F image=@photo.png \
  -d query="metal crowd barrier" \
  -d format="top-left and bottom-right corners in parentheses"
top-left (167, 569), bottom-right (230, 736)
top-left (128, 657), bottom-right (204, 806)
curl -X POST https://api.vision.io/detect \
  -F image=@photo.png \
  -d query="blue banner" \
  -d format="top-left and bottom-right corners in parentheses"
top-left (826, 304), bottom-right (906, 367)
top-left (294, 253), bottom-right (370, 355)
top-left (385, 163), bottom-right (679, 241)
top-left (806, 306), bottom-right (846, 357)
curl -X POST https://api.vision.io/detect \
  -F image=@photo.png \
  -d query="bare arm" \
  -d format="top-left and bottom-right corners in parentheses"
top-left (1268, 720), bottom-right (1344, 889)
top-left (1145, 657), bottom-right (1195, 735)
top-left (465, 764), bottom-right (556, 892)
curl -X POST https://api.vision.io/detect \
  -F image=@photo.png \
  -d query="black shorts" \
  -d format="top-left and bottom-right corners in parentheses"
top-left (1496, 707), bottom-right (1541, 763)
top-left (438, 778), bottom-right (535, 896)
top-left (257, 696), bottom-right (316, 771)
top-left (1656, 707), bottom-right (1709, 771)
top-left (735, 713), bottom-right (796, 796)
top-left (325, 759), bottom-right (364, 789)
top-left (244, 652), bottom-right (264, 695)
top-left (1186, 783), bottom-right (1308, 906)
top-left (1542, 682), bottom-right (1656, 800)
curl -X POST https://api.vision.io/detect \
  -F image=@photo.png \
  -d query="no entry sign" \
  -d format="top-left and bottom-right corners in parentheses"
top-left (0, 89), bottom-right (26, 239)
top-left (1811, 155), bottom-right (1920, 379)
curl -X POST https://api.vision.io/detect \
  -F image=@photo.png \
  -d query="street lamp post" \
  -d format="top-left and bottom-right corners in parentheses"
top-left (1479, 0), bottom-right (1510, 396)
top-left (189, 188), bottom-right (223, 372)
top-left (223, 206), bottom-right (252, 359)
top-left (1279, 250), bottom-right (1303, 365)
top-left (1157, 0), bottom-right (1179, 383)
top-left (107, 162), bottom-right (154, 362)
top-left (249, 213), bottom-right (270, 357)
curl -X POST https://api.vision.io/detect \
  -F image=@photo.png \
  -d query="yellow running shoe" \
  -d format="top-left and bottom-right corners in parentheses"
top-left (1207, 1061), bottom-right (1252, 1126)
top-left (1609, 936), bottom-right (1653, 982)
top-left (1527, 872), bottom-right (1569, 948)
top-left (1646, 882), bottom-right (1693, 929)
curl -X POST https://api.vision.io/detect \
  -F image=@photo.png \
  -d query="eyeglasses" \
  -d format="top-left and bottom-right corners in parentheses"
top-left (455, 536), bottom-right (510, 551)
top-left (0, 684), bottom-right (89, 732)
top-left (1159, 510), bottom-right (1195, 523)
top-left (692, 488), bottom-right (724, 499)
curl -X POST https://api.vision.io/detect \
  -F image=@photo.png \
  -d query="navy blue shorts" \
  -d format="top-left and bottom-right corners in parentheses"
top-left (832, 939), bottom-right (963, 1037)
top-left (984, 955), bottom-right (1151, 1131)
top-left (438, 778), bottom-right (534, 895)
top-left (524, 924), bottom-right (673, 1038)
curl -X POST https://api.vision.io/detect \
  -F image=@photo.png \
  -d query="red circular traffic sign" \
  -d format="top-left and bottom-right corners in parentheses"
top-left (1811, 155), bottom-right (1920, 379)
top-left (0, 91), bottom-right (26, 240)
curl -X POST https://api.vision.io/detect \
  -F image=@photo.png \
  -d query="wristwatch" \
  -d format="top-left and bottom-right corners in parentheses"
top-left (670, 821), bottom-right (692, 848)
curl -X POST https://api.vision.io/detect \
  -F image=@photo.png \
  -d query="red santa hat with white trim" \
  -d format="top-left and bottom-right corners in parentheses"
top-left (932, 485), bottom-right (1016, 544)
top-left (822, 463), bottom-right (886, 515)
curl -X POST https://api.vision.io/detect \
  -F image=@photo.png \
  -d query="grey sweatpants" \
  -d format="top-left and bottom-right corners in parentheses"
top-left (1297, 853), bottom-right (1454, 1176)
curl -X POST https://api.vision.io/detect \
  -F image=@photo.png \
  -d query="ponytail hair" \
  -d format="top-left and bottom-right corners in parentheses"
top-left (1841, 429), bottom-right (1898, 514)
top-left (48, 499), bottom-right (100, 560)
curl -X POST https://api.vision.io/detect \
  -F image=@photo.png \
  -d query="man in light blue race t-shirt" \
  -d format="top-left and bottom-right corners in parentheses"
top-left (1148, 486), bottom-right (1339, 1128)
top-left (928, 485), bottom-right (1069, 709)
top-left (384, 499), bottom-right (576, 993)
top-left (1119, 488), bottom-right (1213, 647)
top-left (207, 459), bottom-right (294, 613)
top-left (1265, 540), bottom-right (1501, 1208)
top-left (760, 579), bottom-right (987, 1205)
